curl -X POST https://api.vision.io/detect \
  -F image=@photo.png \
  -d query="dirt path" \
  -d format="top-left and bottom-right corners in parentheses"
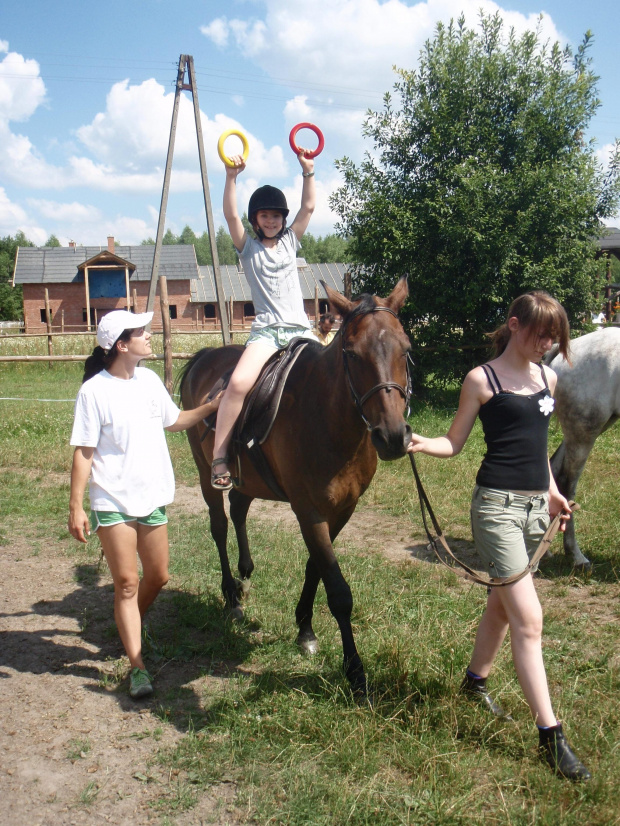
top-left (0, 485), bottom-right (608, 824)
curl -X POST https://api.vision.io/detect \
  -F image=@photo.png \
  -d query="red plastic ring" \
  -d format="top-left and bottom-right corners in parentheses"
top-left (289, 122), bottom-right (325, 159)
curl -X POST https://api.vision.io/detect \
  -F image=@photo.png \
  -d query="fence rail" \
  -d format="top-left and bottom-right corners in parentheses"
top-left (0, 353), bottom-right (195, 363)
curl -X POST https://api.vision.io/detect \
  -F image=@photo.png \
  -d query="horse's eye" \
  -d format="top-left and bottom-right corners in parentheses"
top-left (345, 350), bottom-right (357, 360)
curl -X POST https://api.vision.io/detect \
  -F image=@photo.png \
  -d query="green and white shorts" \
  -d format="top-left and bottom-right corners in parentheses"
top-left (90, 506), bottom-right (168, 532)
top-left (246, 324), bottom-right (317, 350)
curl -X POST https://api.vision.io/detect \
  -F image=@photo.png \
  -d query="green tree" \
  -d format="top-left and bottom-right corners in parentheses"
top-left (216, 225), bottom-right (237, 265)
top-left (194, 231), bottom-right (213, 266)
top-left (0, 232), bottom-right (34, 321)
top-left (331, 13), bottom-right (620, 387)
top-left (162, 229), bottom-right (178, 245)
top-left (178, 225), bottom-right (197, 247)
top-left (300, 232), bottom-right (350, 263)
top-left (44, 234), bottom-right (61, 247)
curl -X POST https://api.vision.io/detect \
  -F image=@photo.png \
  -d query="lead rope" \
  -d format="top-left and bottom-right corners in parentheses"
top-left (409, 453), bottom-right (576, 587)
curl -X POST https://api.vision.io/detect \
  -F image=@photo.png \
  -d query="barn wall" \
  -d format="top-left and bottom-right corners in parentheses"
top-left (22, 281), bottom-right (194, 333)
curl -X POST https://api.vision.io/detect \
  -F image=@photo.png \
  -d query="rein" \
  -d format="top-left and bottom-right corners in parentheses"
top-left (341, 306), bottom-right (413, 431)
top-left (409, 453), bottom-right (576, 587)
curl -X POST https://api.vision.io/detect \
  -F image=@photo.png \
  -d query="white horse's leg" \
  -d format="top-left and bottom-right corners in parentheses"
top-left (550, 436), bottom-right (594, 569)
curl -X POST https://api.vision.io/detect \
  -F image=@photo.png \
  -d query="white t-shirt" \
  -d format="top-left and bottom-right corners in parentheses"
top-left (70, 367), bottom-right (180, 516)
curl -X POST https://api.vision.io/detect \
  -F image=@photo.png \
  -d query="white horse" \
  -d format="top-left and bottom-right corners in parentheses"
top-left (547, 327), bottom-right (620, 569)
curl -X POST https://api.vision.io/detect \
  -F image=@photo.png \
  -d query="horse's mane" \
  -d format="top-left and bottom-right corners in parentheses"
top-left (176, 347), bottom-right (212, 398)
top-left (347, 293), bottom-right (378, 322)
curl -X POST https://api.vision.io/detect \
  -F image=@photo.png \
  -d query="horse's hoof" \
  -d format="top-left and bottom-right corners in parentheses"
top-left (296, 635), bottom-right (319, 656)
top-left (573, 561), bottom-right (592, 574)
top-left (235, 577), bottom-right (251, 598)
top-left (228, 605), bottom-right (244, 622)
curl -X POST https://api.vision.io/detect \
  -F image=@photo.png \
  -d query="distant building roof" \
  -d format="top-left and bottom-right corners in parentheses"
top-left (598, 227), bottom-right (620, 258)
top-left (13, 244), bottom-right (199, 285)
top-left (192, 259), bottom-right (348, 303)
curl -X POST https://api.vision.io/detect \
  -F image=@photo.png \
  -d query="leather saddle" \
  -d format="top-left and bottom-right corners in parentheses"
top-left (202, 337), bottom-right (317, 499)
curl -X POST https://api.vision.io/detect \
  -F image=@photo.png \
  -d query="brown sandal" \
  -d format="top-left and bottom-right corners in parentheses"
top-left (211, 456), bottom-right (233, 491)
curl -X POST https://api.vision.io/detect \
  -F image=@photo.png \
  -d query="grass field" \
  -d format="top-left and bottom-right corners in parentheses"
top-left (1, 350), bottom-right (619, 825)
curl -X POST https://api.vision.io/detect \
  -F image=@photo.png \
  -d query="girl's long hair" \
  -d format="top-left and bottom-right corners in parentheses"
top-left (488, 291), bottom-right (570, 359)
top-left (82, 328), bottom-right (134, 383)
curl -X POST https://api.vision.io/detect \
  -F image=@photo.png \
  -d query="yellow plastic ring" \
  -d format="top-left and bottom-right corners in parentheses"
top-left (217, 129), bottom-right (249, 168)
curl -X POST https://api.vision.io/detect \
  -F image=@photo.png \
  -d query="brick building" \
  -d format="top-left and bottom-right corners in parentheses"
top-left (13, 236), bottom-right (348, 332)
top-left (13, 237), bottom-right (199, 333)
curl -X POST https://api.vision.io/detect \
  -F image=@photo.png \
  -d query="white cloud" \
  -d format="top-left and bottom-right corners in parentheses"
top-left (27, 198), bottom-right (101, 222)
top-left (0, 44), bottom-right (46, 122)
top-left (0, 187), bottom-right (47, 243)
top-left (75, 78), bottom-right (290, 184)
top-left (202, 0), bottom-right (563, 123)
top-left (200, 17), bottom-right (230, 47)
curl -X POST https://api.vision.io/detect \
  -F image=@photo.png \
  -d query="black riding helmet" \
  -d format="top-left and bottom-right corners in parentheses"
top-left (248, 185), bottom-right (289, 241)
top-left (248, 185), bottom-right (289, 220)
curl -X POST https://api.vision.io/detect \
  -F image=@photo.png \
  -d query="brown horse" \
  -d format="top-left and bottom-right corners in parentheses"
top-left (178, 277), bottom-right (412, 696)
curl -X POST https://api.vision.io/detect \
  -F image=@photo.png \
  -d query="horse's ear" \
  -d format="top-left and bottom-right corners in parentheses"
top-left (321, 280), bottom-right (354, 317)
top-left (383, 275), bottom-right (409, 313)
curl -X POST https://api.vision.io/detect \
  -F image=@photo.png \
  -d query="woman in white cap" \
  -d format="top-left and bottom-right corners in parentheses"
top-left (68, 310), bottom-right (220, 699)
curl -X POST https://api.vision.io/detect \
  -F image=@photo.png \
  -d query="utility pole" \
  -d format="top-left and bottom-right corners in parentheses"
top-left (147, 55), bottom-right (230, 345)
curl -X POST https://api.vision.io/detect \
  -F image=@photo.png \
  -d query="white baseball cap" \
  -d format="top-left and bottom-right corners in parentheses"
top-left (96, 310), bottom-right (153, 351)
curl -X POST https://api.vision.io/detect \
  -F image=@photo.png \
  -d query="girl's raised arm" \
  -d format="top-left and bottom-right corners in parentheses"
top-left (290, 152), bottom-right (316, 240)
top-left (223, 156), bottom-right (248, 252)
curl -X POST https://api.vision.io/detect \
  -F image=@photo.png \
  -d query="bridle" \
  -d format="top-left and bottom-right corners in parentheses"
top-left (340, 306), bottom-right (413, 431)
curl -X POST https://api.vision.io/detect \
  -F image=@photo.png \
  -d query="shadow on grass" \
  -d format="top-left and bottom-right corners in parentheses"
top-left (0, 561), bottom-right (264, 728)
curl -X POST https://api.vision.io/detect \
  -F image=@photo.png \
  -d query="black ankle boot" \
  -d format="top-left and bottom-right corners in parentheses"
top-left (538, 723), bottom-right (591, 781)
top-left (459, 673), bottom-right (513, 720)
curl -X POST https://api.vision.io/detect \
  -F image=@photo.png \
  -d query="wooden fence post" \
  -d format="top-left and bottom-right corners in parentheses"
top-left (44, 289), bottom-right (53, 366)
top-left (159, 276), bottom-right (173, 395)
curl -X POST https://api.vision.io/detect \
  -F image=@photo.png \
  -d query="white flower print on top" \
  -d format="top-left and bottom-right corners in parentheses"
top-left (539, 396), bottom-right (555, 416)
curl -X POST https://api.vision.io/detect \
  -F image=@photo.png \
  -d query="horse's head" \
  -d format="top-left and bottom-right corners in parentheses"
top-left (323, 276), bottom-right (412, 461)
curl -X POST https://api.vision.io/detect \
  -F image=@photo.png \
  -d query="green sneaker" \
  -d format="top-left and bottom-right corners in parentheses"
top-left (129, 667), bottom-right (153, 699)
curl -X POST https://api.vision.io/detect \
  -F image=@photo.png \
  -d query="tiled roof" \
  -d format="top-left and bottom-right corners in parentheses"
top-left (191, 259), bottom-right (348, 303)
top-left (598, 227), bottom-right (620, 253)
top-left (13, 244), bottom-right (198, 285)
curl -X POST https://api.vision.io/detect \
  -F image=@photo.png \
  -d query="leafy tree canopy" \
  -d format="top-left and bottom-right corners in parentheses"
top-left (0, 232), bottom-right (34, 321)
top-left (331, 12), bottom-right (620, 387)
top-left (44, 234), bottom-right (61, 247)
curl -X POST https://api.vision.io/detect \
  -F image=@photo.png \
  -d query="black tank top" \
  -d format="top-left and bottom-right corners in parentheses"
top-left (475, 363), bottom-right (553, 491)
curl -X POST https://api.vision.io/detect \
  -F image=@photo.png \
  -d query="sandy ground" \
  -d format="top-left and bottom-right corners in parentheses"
top-left (0, 484), bottom-right (443, 825)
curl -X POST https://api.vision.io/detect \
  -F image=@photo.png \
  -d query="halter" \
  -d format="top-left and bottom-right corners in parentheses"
top-left (340, 306), bottom-right (413, 431)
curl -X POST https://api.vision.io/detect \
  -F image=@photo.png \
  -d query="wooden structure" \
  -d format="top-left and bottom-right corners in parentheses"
top-left (596, 226), bottom-right (620, 319)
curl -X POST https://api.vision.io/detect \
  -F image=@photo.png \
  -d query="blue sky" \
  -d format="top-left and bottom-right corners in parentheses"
top-left (1, 0), bottom-right (618, 247)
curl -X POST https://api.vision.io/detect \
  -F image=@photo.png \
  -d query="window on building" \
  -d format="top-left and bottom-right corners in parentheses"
top-left (169, 304), bottom-right (177, 320)
top-left (243, 302), bottom-right (255, 318)
top-left (40, 308), bottom-right (52, 324)
top-left (319, 300), bottom-right (330, 314)
top-left (82, 308), bottom-right (97, 325)
top-left (204, 304), bottom-right (216, 319)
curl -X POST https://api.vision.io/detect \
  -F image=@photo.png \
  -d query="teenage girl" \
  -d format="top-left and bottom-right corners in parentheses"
top-left (68, 310), bottom-right (221, 699)
top-left (211, 149), bottom-right (318, 489)
top-left (407, 291), bottom-right (590, 781)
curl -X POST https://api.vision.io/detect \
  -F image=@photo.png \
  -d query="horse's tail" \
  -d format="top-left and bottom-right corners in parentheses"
top-left (544, 343), bottom-right (561, 367)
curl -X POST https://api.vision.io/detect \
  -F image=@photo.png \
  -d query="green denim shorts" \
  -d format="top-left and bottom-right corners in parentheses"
top-left (470, 486), bottom-right (549, 579)
top-left (246, 324), bottom-right (316, 350)
top-left (90, 506), bottom-right (168, 532)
